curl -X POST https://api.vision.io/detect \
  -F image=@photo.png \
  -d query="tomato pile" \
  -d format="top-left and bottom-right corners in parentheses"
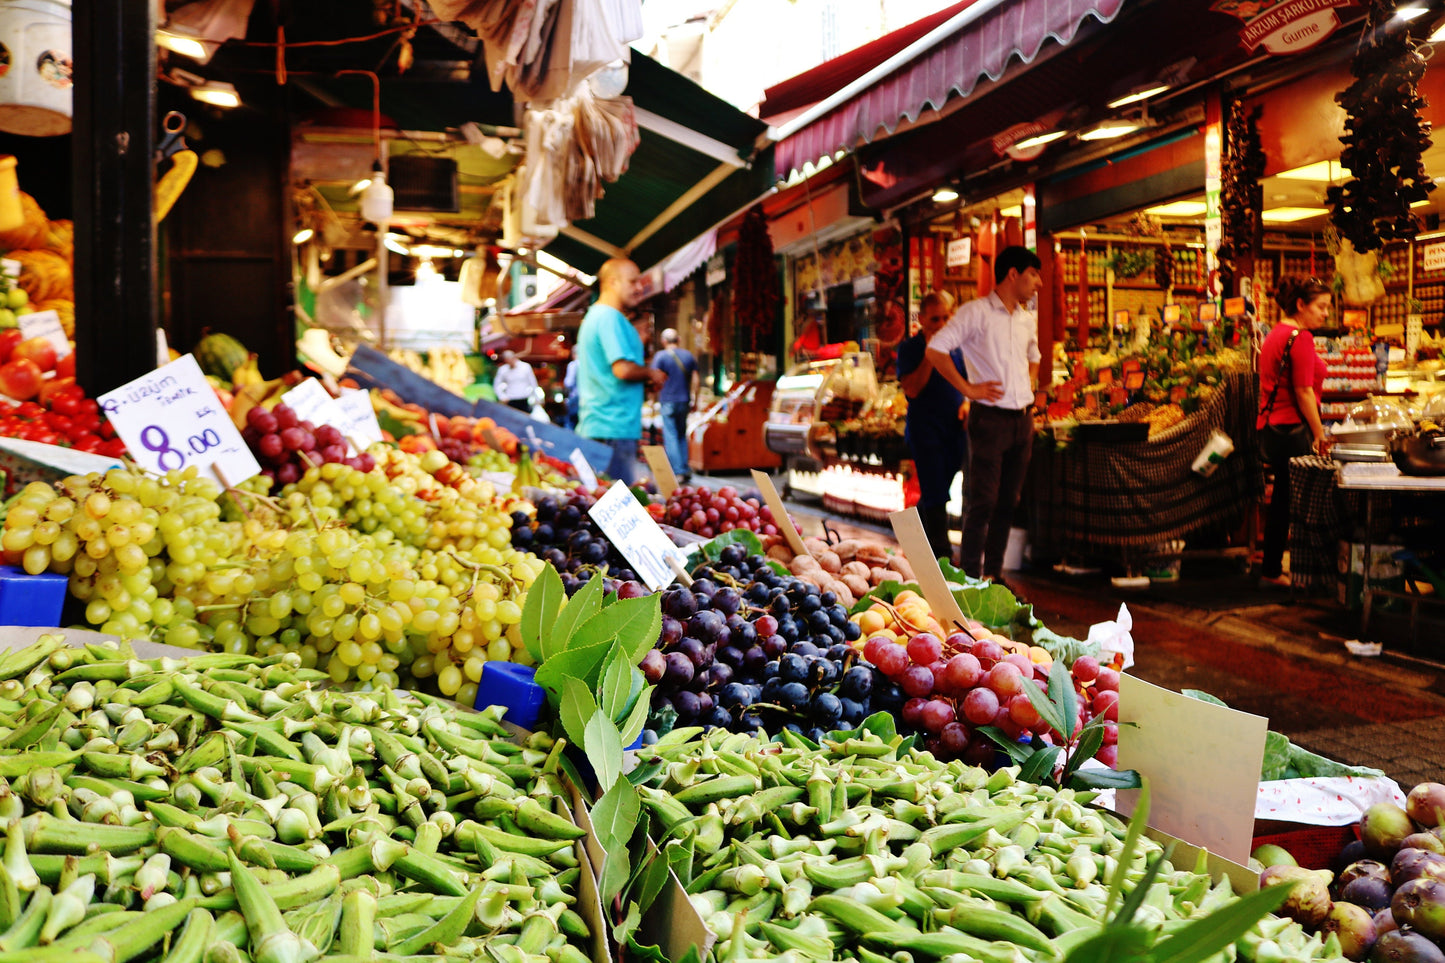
top-left (0, 380), bottom-right (125, 456)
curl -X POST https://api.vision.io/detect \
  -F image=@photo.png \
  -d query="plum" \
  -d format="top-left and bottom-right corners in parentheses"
top-left (1369, 929), bottom-right (1445, 963)
top-left (1344, 876), bottom-right (1396, 914)
top-left (1261, 865), bottom-right (1334, 928)
top-left (1394, 849), bottom-right (1445, 885)
top-left (1391, 877), bottom-right (1445, 942)
top-left (1407, 783), bottom-right (1445, 829)
top-left (1364, 803), bottom-right (1416, 860)
top-left (1321, 901), bottom-right (1378, 962)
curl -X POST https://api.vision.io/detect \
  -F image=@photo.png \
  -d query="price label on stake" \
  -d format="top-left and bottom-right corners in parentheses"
top-left (17, 310), bottom-right (70, 359)
top-left (750, 469), bottom-right (809, 556)
top-left (888, 507), bottom-right (967, 631)
top-left (588, 480), bottom-right (689, 591)
top-left (335, 388), bottom-right (384, 448)
top-left (641, 445), bottom-right (676, 497)
top-left (569, 448), bottom-right (597, 491)
top-left (99, 354), bottom-right (260, 486)
top-left (280, 379), bottom-right (355, 454)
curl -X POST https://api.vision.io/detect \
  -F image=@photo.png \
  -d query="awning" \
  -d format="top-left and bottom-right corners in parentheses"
top-left (540, 53), bottom-right (775, 277)
top-left (772, 0), bottom-right (1128, 179)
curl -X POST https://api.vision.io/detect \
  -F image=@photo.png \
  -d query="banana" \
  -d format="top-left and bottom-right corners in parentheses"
top-left (511, 446), bottom-right (541, 495)
top-left (369, 390), bottom-right (425, 428)
top-left (230, 355), bottom-right (264, 388)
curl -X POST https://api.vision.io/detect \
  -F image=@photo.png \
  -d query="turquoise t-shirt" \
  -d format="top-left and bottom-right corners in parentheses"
top-left (577, 303), bottom-right (644, 440)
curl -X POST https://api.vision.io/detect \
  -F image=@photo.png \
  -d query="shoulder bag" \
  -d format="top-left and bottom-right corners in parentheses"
top-left (1257, 327), bottom-right (1314, 466)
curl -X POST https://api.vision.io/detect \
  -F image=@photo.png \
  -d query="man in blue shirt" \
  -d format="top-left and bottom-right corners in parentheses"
top-left (897, 291), bottom-right (967, 563)
top-left (576, 258), bottom-right (665, 484)
top-left (651, 327), bottom-right (698, 483)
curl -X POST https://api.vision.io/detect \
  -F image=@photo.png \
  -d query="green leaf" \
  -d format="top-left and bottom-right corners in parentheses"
top-left (546, 573), bottom-right (603, 660)
top-left (1048, 659), bottom-right (1078, 743)
top-left (953, 582), bottom-right (1024, 628)
top-left (1286, 743), bottom-right (1384, 779)
top-left (637, 848), bottom-right (674, 913)
top-left (619, 688), bottom-right (651, 748)
top-left (1261, 731), bottom-right (1292, 781)
top-left (1070, 767), bottom-right (1143, 791)
top-left (1019, 671), bottom-right (1067, 739)
top-left (591, 779), bottom-right (640, 854)
top-left (1060, 924), bottom-right (1155, 963)
top-left (623, 936), bottom-right (668, 963)
top-left (1150, 880), bottom-right (1296, 963)
top-left (519, 563), bottom-right (564, 663)
top-left (568, 594), bottom-right (662, 669)
top-left (600, 648), bottom-right (634, 720)
top-left (701, 529), bottom-right (765, 560)
top-left (1019, 745), bottom-right (1063, 784)
top-left (650, 726), bottom-right (704, 752)
top-left (1106, 777), bottom-right (1151, 918)
top-left (847, 580), bottom-right (925, 616)
top-left (857, 711), bottom-right (897, 742)
top-left (612, 903), bottom-right (642, 949)
top-left (533, 639), bottom-right (613, 698)
top-left (559, 679), bottom-right (598, 751)
top-left (1064, 723), bottom-right (1106, 783)
top-left (585, 712), bottom-right (624, 792)
top-left (666, 832), bottom-right (695, 888)
top-left (1181, 689), bottom-right (1227, 707)
top-left (600, 849), bottom-right (631, 905)
top-left (978, 726), bottom-right (1033, 764)
top-left (626, 757), bottom-right (666, 788)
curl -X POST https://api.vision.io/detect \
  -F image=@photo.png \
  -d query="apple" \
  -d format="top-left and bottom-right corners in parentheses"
top-left (12, 337), bottom-right (56, 373)
top-left (0, 329), bottom-right (22, 364)
top-left (53, 351), bottom-right (73, 379)
top-left (0, 359), bottom-right (43, 400)
top-left (6, 288), bottom-right (27, 311)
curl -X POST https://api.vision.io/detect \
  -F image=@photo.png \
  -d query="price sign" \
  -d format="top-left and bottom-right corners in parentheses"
top-left (0, 259), bottom-right (18, 280)
top-left (1223, 297), bottom-right (1246, 317)
top-left (945, 236), bottom-right (972, 268)
top-left (588, 480), bottom-right (688, 591)
top-left (336, 388), bottom-right (384, 448)
top-left (17, 310), bottom-right (70, 359)
top-left (1124, 370), bottom-right (1146, 391)
top-left (281, 379), bottom-right (354, 453)
top-left (641, 445), bottom-right (677, 498)
top-left (1096, 368), bottom-right (1114, 385)
top-left (1198, 302), bottom-right (1218, 323)
top-left (1423, 241), bottom-right (1445, 273)
top-left (1163, 304), bottom-right (1182, 324)
top-left (750, 469), bottom-right (810, 557)
top-left (99, 354), bottom-right (260, 486)
top-left (569, 448), bottom-right (598, 492)
top-left (1113, 310), bottom-right (1131, 328)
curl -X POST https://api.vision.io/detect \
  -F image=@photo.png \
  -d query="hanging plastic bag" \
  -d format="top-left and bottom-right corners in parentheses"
top-left (1085, 603), bottom-right (1135, 670)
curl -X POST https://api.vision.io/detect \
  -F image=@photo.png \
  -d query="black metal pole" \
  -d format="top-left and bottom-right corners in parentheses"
top-left (72, 0), bottom-right (157, 394)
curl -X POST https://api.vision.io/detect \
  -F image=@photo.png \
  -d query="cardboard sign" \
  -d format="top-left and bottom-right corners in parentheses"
top-left (1223, 297), bottom-right (1246, 317)
top-left (1115, 675), bottom-right (1268, 864)
top-left (588, 480), bottom-right (688, 591)
top-left (17, 310), bottom-right (70, 359)
top-left (1084, 393), bottom-right (1100, 413)
top-left (888, 507), bottom-right (968, 631)
top-left (1198, 302), bottom-right (1218, 323)
top-left (1113, 310), bottom-right (1130, 328)
top-left (945, 236), bottom-right (972, 268)
top-left (569, 448), bottom-right (598, 492)
top-left (1109, 385), bottom-right (1129, 407)
top-left (336, 388), bottom-right (385, 448)
top-left (1058, 383), bottom-right (1076, 406)
top-left (1121, 358), bottom-right (1142, 374)
top-left (99, 354), bottom-right (260, 487)
top-left (281, 379), bottom-right (356, 454)
top-left (641, 445), bottom-right (677, 498)
top-left (750, 469), bottom-right (809, 556)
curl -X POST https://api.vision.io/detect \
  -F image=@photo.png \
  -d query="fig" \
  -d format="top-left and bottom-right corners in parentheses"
top-left (1404, 833), bottom-right (1445, 856)
top-left (1394, 849), bottom-right (1445, 885)
top-left (1391, 877), bottom-right (1445, 941)
top-left (1322, 901), bottom-right (1378, 962)
top-left (1343, 861), bottom-right (1395, 890)
top-left (1339, 840), bottom-right (1370, 872)
top-left (1364, 803), bottom-right (1417, 859)
top-left (1407, 783), bottom-right (1445, 829)
top-left (1374, 907), bottom-right (1398, 936)
top-left (1370, 928), bottom-right (1445, 963)
top-left (1261, 865), bottom-right (1334, 928)
top-left (1253, 843), bottom-right (1299, 868)
top-left (1345, 876), bottom-right (1396, 914)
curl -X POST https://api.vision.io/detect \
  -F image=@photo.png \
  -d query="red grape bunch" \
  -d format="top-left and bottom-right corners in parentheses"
top-left (242, 402), bottom-right (376, 487)
top-left (862, 630), bottom-right (1121, 767)
top-left (663, 484), bottom-right (796, 539)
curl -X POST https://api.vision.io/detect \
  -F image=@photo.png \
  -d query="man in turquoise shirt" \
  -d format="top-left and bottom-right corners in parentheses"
top-left (577, 258), bottom-right (665, 484)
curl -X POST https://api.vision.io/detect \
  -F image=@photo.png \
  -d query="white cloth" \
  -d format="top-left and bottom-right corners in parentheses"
top-left (927, 290), bottom-right (1041, 411)
top-left (494, 362), bottom-right (539, 402)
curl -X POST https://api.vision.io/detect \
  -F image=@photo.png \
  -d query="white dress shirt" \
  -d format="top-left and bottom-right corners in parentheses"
top-left (493, 361), bottom-right (538, 402)
top-left (927, 291), bottom-right (1040, 411)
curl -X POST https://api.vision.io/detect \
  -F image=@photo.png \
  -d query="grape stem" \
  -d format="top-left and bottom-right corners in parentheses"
top-left (443, 551), bottom-right (518, 596)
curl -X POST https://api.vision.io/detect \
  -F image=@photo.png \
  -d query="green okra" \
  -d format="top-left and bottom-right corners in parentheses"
top-left (158, 908), bottom-right (213, 963)
top-left (672, 775), bottom-right (758, 807)
top-left (806, 894), bottom-right (913, 936)
top-left (862, 927), bottom-right (1033, 963)
top-left (0, 884), bottom-right (49, 951)
top-left (929, 902), bottom-right (1060, 956)
top-left (512, 798), bottom-right (585, 841)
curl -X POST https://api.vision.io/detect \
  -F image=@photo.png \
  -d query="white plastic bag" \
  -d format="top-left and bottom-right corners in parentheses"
top-left (1086, 603), bottom-right (1135, 670)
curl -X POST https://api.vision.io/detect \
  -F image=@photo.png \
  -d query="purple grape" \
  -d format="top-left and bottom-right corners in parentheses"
top-left (716, 645), bottom-right (745, 668)
top-left (640, 649), bottom-right (666, 683)
top-left (762, 635), bottom-right (787, 659)
top-left (713, 587), bottom-right (742, 616)
top-left (677, 637), bottom-right (708, 667)
top-left (663, 653), bottom-right (694, 687)
top-left (709, 663), bottom-right (734, 687)
top-left (663, 589), bottom-right (697, 620)
top-left (742, 646), bottom-right (766, 673)
top-left (696, 692), bottom-right (714, 713)
top-left (660, 616), bottom-right (684, 647)
top-left (689, 611), bottom-right (725, 644)
top-left (674, 691), bottom-right (701, 719)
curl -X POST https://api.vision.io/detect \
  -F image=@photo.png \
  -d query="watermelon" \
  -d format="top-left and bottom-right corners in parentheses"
top-left (195, 332), bottom-right (249, 380)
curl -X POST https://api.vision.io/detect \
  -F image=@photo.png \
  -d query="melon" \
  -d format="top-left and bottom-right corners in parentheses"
top-left (195, 332), bottom-right (249, 380)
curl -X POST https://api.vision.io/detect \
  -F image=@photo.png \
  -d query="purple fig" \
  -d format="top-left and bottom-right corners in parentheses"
top-left (1343, 861), bottom-right (1395, 890)
top-left (1404, 833), bottom-right (1445, 855)
top-left (1374, 907), bottom-right (1398, 936)
top-left (1364, 803), bottom-right (1416, 859)
top-left (1345, 876), bottom-right (1396, 914)
top-left (1391, 877), bottom-right (1445, 942)
top-left (1407, 783), bottom-right (1445, 829)
top-left (1338, 840), bottom-right (1370, 872)
top-left (1394, 849), bottom-right (1445, 885)
top-left (1370, 929), bottom-right (1445, 963)
top-left (1322, 901), bottom-right (1378, 962)
top-left (1261, 865), bottom-right (1334, 928)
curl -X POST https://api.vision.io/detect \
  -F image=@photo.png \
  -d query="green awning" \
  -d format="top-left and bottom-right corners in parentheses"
top-left (540, 53), bottom-right (774, 276)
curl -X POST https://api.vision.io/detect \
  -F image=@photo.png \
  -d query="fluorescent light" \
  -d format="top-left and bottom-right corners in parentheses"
top-left (383, 235), bottom-right (410, 255)
top-left (932, 187), bottom-right (959, 203)
top-left (292, 228), bottom-right (314, 244)
top-left (1108, 84), bottom-right (1169, 109)
top-left (1412, 198), bottom-right (1432, 208)
top-left (348, 178), bottom-right (371, 196)
top-left (999, 205), bottom-right (1022, 218)
top-left (1146, 200), bottom-right (1209, 217)
top-left (1432, 19), bottom-right (1445, 41)
top-left (1079, 120), bottom-right (1141, 141)
top-left (188, 82), bottom-right (240, 109)
top-left (1276, 160), bottom-right (1349, 181)
top-left (157, 25), bottom-right (213, 61)
top-left (1013, 130), bottom-right (1067, 151)
top-left (1261, 207), bottom-right (1328, 222)
top-left (1397, 4), bottom-right (1429, 19)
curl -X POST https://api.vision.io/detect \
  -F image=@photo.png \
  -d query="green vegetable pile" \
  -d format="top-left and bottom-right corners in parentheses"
top-left (0, 635), bottom-right (596, 963)
top-left (628, 721), bottom-right (1347, 963)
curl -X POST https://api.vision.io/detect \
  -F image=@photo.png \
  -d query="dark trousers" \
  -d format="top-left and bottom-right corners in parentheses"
top-left (506, 399), bottom-right (531, 413)
top-left (1260, 428), bottom-right (1312, 578)
top-left (908, 423), bottom-right (965, 563)
top-left (961, 405), bottom-right (1033, 579)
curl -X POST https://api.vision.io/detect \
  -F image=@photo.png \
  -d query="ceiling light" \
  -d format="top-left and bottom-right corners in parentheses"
top-left (383, 234), bottom-right (410, 255)
top-left (348, 178), bottom-right (371, 196)
top-left (1013, 130), bottom-right (1067, 151)
top-left (999, 205), bottom-right (1022, 218)
top-left (188, 82), bottom-right (240, 109)
top-left (1108, 84), bottom-right (1169, 109)
top-left (1078, 119), bottom-right (1142, 141)
top-left (1276, 160), bottom-right (1349, 181)
top-left (1261, 207), bottom-right (1329, 222)
top-left (157, 25), bottom-right (213, 61)
top-left (1397, 4), bottom-right (1429, 19)
top-left (360, 164), bottom-right (393, 224)
top-left (1431, 19), bottom-right (1445, 41)
top-left (292, 228), bottom-right (314, 244)
top-left (1145, 200), bottom-right (1209, 217)
top-left (1412, 198), bottom-right (1432, 208)
top-left (932, 187), bottom-right (959, 203)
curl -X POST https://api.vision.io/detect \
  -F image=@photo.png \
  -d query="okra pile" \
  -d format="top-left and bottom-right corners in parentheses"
top-left (0, 635), bottom-right (596, 963)
top-left (635, 726), bottom-right (1348, 963)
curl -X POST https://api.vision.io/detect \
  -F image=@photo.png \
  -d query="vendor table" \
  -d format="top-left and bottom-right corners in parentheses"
top-left (1286, 455), bottom-right (1358, 596)
top-left (1027, 372), bottom-right (1263, 565)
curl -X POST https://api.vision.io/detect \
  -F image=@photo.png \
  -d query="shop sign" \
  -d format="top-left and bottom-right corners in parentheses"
top-left (1422, 241), bottom-right (1445, 273)
top-left (1224, 297), bottom-right (1246, 317)
top-left (705, 254), bottom-right (726, 287)
top-left (1211, 0), bottom-right (1354, 56)
top-left (945, 236), bottom-right (972, 268)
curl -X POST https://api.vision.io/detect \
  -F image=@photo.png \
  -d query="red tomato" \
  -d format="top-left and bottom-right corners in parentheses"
top-left (53, 352), bottom-right (74, 379)
top-left (0, 359), bottom-right (43, 401)
top-left (99, 439), bottom-right (127, 458)
top-left (12, 338), bottom-right (56, 373)
top-left (15, 401), bottom-right (42, 418)
top-left (50, 394), bottom-right (82, 419)
top-left (38, 378), bottom-right (75, 407)
top-left (71, 433), bottom-right (101, 452)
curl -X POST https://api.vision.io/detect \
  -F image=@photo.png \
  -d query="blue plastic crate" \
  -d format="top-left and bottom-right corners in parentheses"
top-left (475, 661), bottom-right (547, 730)
top-left (0, 566), bottom-right (68, 628)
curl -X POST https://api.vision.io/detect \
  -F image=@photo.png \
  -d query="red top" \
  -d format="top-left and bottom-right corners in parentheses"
top-left (1256, 322), bottom-right (1325, 429)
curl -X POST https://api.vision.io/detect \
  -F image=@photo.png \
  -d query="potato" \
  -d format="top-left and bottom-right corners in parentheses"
top-left (816, 550), bottom-right (842, 574)
top-left (841, 561), bottom-right (871, 580)
top-left (802, 537), bottom-right (829, 555)
top-left (841, 573), bottom-right (870, 598)
top-left (832, 539), bottom-right (861, 561)
top-left (766, 544), bottom-right (794, 563)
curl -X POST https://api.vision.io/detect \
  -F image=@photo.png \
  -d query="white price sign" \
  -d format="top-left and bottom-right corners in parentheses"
top-left (587, 480), bottom-right (687, 591)
top-left (0, 259), bottom-right (19, 280)
top-left (281, 379), bottom-right (355, 453)
top-left (1424, 242), bottom-right (1445, 274)
top-left (569, 448), bottom-right (597, 491)
top-left (946, 236), bottom-right (972, 268)
top-left (17, 310), bottom-right (70, 360)
top-left (336, 388), bottom-right (384, 448)
top-left (99, 354), bottom-right (260, 486)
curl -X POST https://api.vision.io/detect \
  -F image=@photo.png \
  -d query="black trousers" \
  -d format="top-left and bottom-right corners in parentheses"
top-left (907, 421), bottom-right (965, 564)
top-left (505, 399), bottom-right (531, 413)
top-left (1259, 426), bottom-right (1312, 578)
top-left (960, 405), bottom-right (1033, 579)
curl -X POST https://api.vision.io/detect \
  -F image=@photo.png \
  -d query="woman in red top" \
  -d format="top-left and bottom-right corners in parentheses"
top-left (1256, 275), bottom-right (1331, 585)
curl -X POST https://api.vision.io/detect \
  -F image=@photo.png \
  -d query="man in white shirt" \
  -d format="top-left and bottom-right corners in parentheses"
top-left (925, 246), bottom-right (1042, 581)
top-left (493, 350), bottom-right (538, 413)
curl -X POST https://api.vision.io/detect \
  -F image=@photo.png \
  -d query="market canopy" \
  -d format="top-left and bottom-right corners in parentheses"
top-left (539, 53), bottom-right (776, 277)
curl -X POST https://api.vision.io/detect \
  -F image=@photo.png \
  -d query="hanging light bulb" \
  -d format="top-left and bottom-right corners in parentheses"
top-left (360, 161), bottom-right (393, 224)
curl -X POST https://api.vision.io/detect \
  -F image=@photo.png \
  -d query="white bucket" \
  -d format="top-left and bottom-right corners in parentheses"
top-left (1002, 526), bottom-right (1028, 572)
top-left (0, 0), bottom-right (71, 137)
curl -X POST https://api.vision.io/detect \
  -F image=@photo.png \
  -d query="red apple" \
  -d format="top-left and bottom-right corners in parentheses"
top-left (11, 337), bottom-right (56, 373)
top-left (0, 330), bottom-right (22, 365)
top-left (0, 359), bottom-right (43, 400)
top-left (53, 350), bottom-right (74, 379)
top-left (38, 377), bottom-right (76, 407)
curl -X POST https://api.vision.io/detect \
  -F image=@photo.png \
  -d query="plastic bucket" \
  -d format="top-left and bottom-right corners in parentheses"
top-left (0, 0), bottom-right (72, 137)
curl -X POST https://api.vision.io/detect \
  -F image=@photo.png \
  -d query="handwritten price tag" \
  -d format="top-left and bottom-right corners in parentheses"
top-left (588, 480), bottom-right (688, 591)
top-left (17, 310), bottom-right (70, 360)
top-left (569, 448), bottom-right (598, 492)
top-left (336, 389), bottom-right (384, 448)
top-left (281, 379), bottom-right (355, 453)
top-left (99, 354), bottom-right (260, 486)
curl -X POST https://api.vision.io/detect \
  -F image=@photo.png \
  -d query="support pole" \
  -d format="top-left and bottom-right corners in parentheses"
top-left (73, 0), bottom-right (158, 393)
